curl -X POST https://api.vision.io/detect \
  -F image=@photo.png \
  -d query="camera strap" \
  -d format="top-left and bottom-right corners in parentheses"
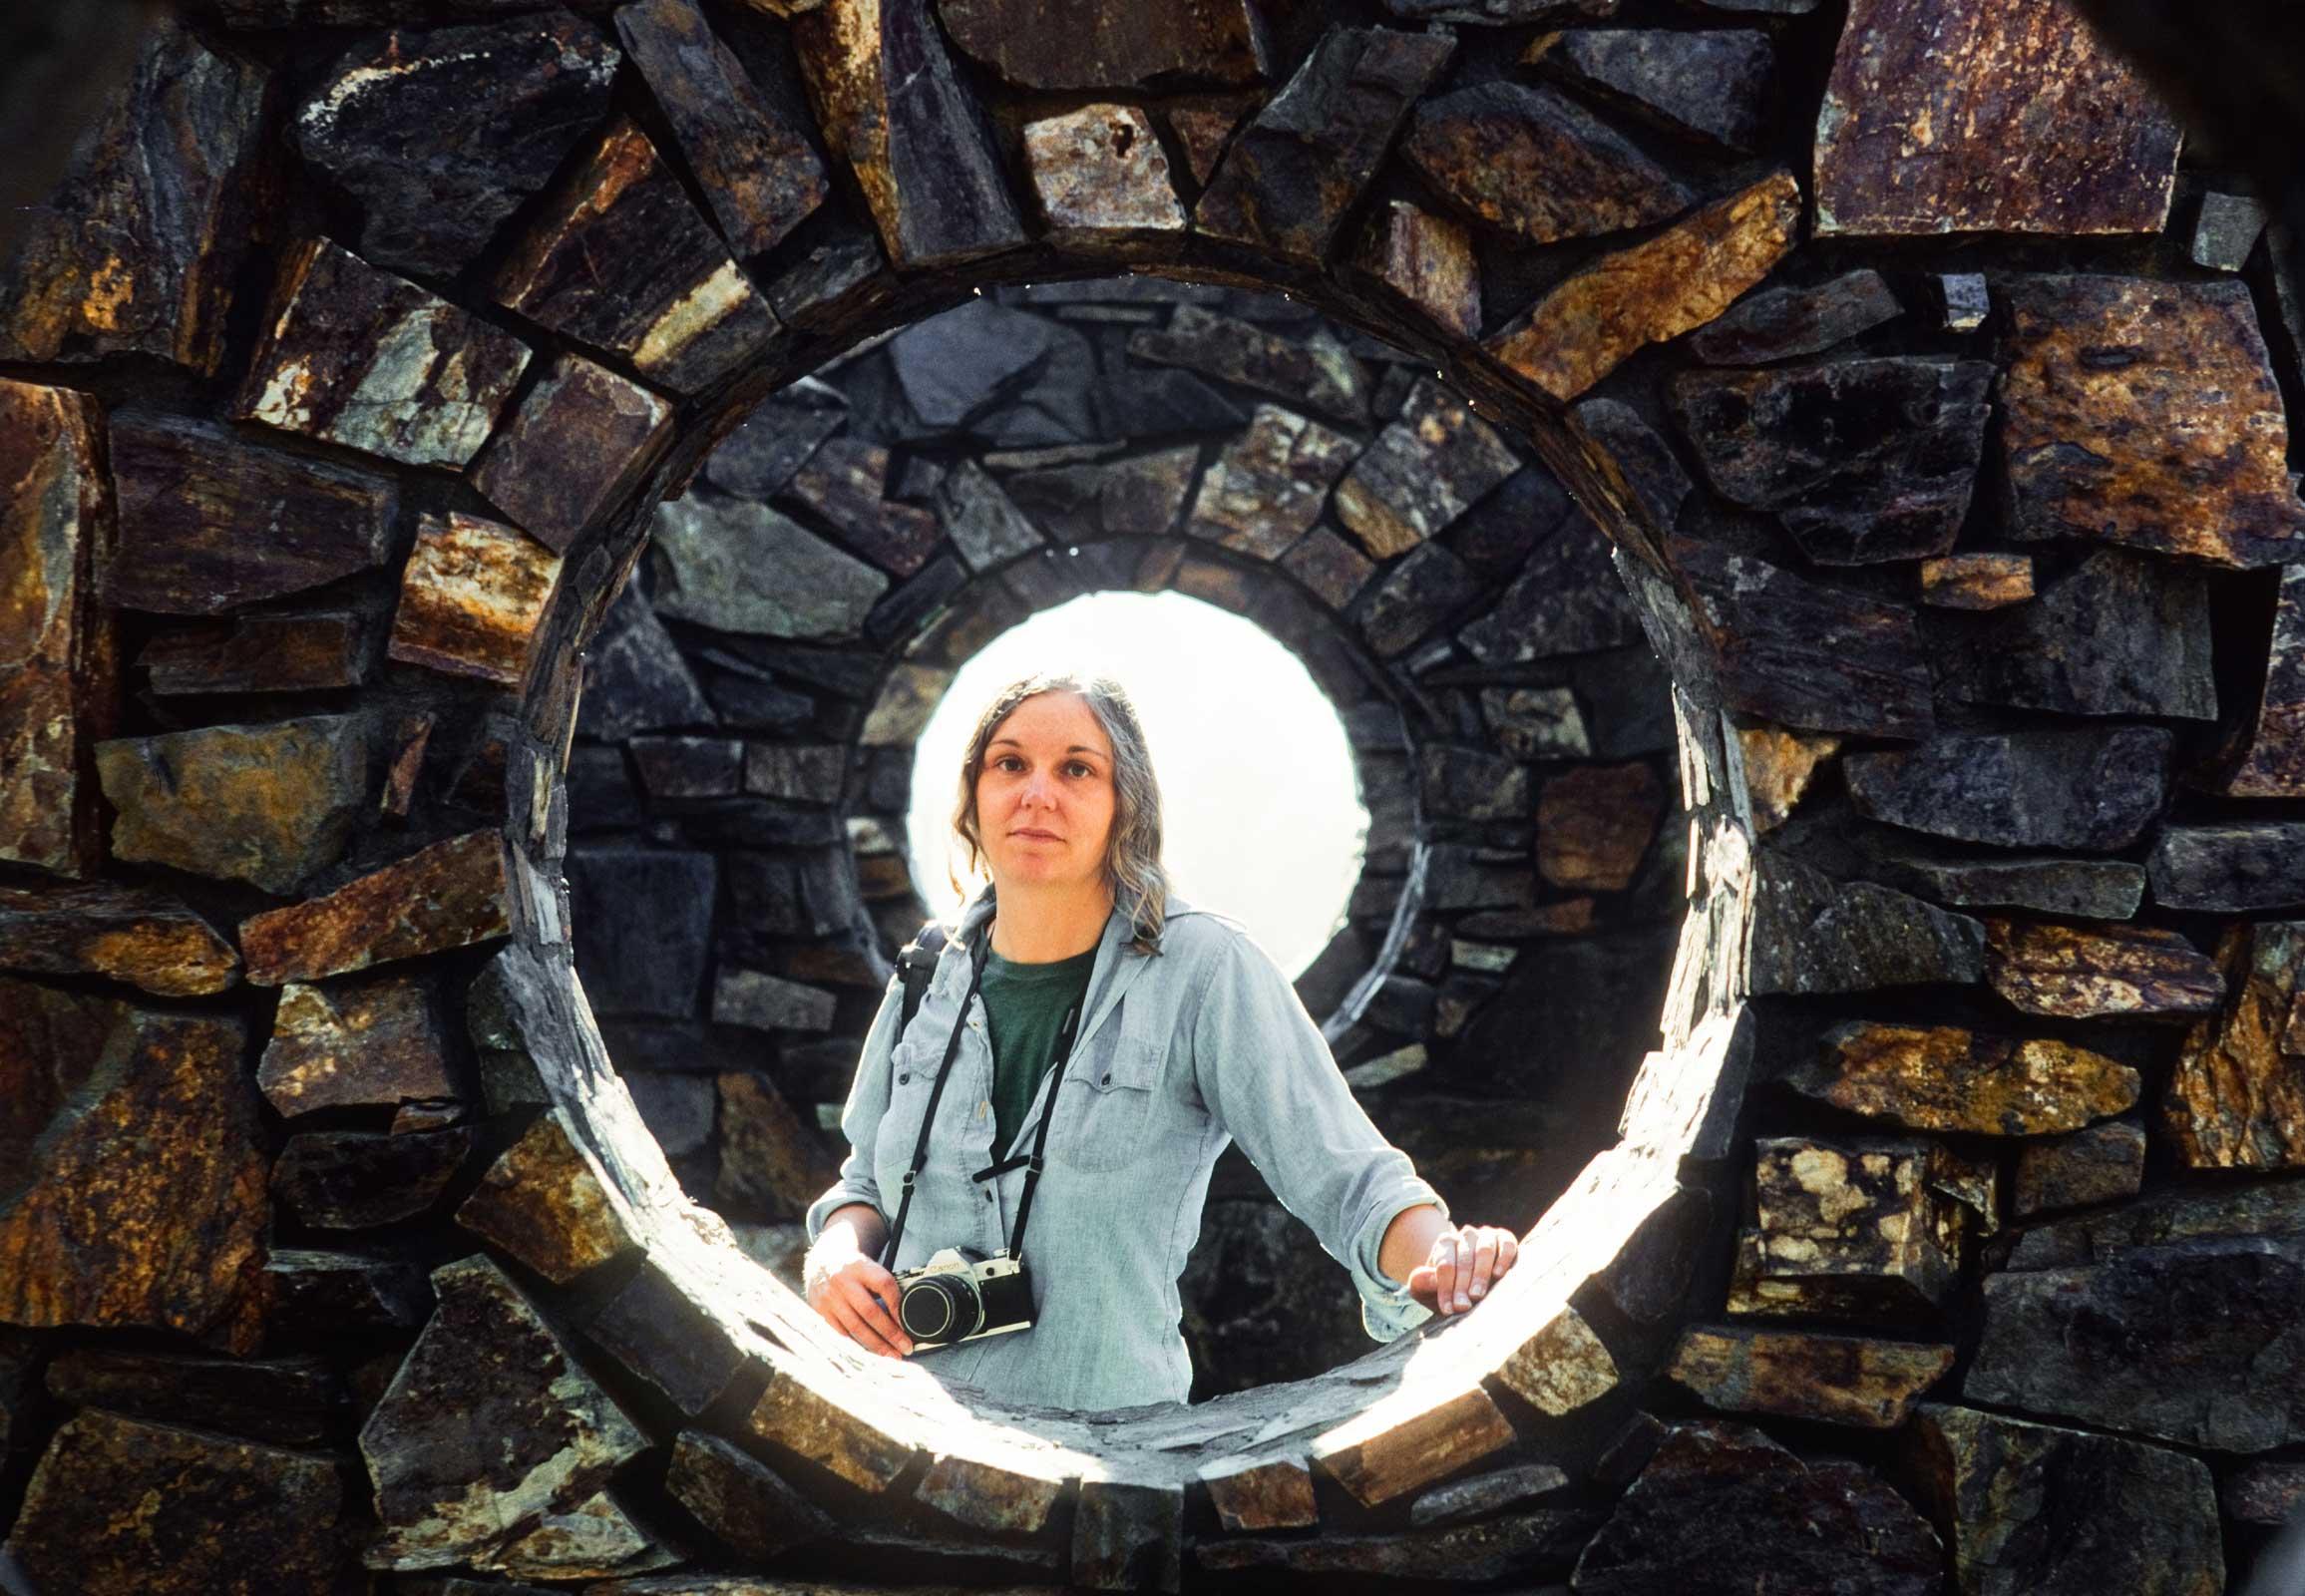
top-left (969, 996), bottom-right (1081, 1266)
top-left (880, 925), bottom-right (991, 1272)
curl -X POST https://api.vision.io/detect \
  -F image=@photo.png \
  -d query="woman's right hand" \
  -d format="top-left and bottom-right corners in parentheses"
top-left (804, 1232), bottom-right (914, 1359)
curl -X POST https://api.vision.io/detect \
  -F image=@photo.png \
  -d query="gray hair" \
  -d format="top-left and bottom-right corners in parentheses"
top-left (951, 671), bottom-right (1169, 955)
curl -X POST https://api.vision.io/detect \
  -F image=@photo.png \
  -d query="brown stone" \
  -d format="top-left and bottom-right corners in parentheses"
top-left (1999, 275), bottom-right (2305, 566)
top-left (1168, 103), bottom-right (1249, 187)
top-left (239, 830), bottom-right (512, 986)
top-left (2225, 1460), bottom-right (2305, 1527)
top-left (1685, 268), bottom-right (1903, 364)
top-left (1352, 200), bottom-right (1481, 339)
top-left (0, 378), bottom-right (112, 877)
top-left (1185, 403), bottom-right (1357, 561)
top-left (2217, 563), bottom-right (2305, 795)
top-left (0, 880), bottom-right (238, 997)
top-left (743, 1360), bottom-right (917, 1491)
top-left (1752, 1136), bottom-right (1961, 1308)
top-left (1023, 105), bottom-right (1186, 246)
top-left (41, 1348), bottom-right (343, 1448)
top-left (712, 1071), bottom-right (841, 1218)
top-left (1488, 170), bottom-right (1801, 400)
top-left (1736, 724), bottom-right (1839, 835)
top-left (0, 20), bottom-right (271, 376)
top-left (237, 238), bottom-right (531, 469)
top-left (271, 1126), bottom-right (477, 1229)
top-left (259, 973), bottom-right (453, 1118)
top-left (0, 1409), bottom-right (340, 1596)
top-left (792, 0), bottom-right (1027, 269)
top-left (1668, 1326), bottom-right (1953, 1427)
top-left (472, 353), bottom-right (674, 555)
top-left (1537, 761), bottom-right (1665, 892)
top-left (1496, 1305), bottom-right (1621, 1415)
top-left (1727, 1227), bottom-right (1916, 1323)
top-left (109, 413), bottom-right (397, 614)
top-left (388, 513), bottom-right (562, 687)
top-left (1278, 525), bottom-right (1375, 610)
top-left (1198, 1452), bottom-right (1318, 1531)
top-left (615, 0), bottom-right (830, 257)
top-left (1334, 377), bottom-right (1520, 559)
top-left (379, 712), bottom-right (432, 823)
top-left (1309, 1386), bottom-right (1519, 1508)
top-left (140, 611), bottom-right (372, 696)
top-left (784, 438), bottom-right (942, 577)
top-left (457, 1108), bottom-right (640, 1287)
top-left (917, 1448), bottom-right (1068, 1533)
top-left (2013, 1119), bottom-right (2146, 1218)
top-left (1985, 917), bottom-right (2225, 1020)
top-left (97, 713), bottom-right (374, 895)
top-left (1920, 552), bottom-right (2034, 608)
top-left (1074, 1477), bottom-right (1182, 1593)
top-left (1814, 0), bottom-right (2181, 235)
top-left (1403, 81), bottom-right (1693, 245)
top-left (0, 983), bottom-right (265, 1351)
top-left (1794, 1022), bottom-right (2138, 1136)
top-left (664, 1429), bottom-right (833, 1562)
top-left (939, 0), bottom-right (1265, 89)
top-left (2166, 921), bottom-right (2305, 1169)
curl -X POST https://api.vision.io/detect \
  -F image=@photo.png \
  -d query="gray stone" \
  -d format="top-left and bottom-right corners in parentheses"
top-left (1868, 846), bottom-right (2148, 920)
top-left (628, 735), bottom-right (743, 799)
top-left (650, 495), bottom-right (889, 638)
top-left (712, 967), bottom-right (837, 1032)
top-left (2224, 1460), bottom-right (2305, 1527)
top-left (2147, 823), bottom-right (2305, 911)
top-left (2006, 1179), bottom-right (2305, 1272)
top-left (1420, 746), bottom-right (1530, 821)
top-left (887, 298), bottom-right (1055, 428)
top-left (937, 0), bottom-right (1266, 90)
top-left (1128, 304), bottom-right (1370, 427)
top-left (1530, 27), bottom-right (1775, 153)
top-left (1448, 465), bottom-right (1573, 574)
top-left (1481, 686), bottom-right (1591, 759)
top-left (2013, 1120), bottom-right (2145, 1218)
top-left (566, 848), bottom-right (715, 1016)
top-left (1407, 1462), bottom-right (1570, 1529)
top-left (937, 459), bottom-right (1044, 572)
top-left (623, 1070), bottom-right (714, 1158)
top-left (1087, 367), bottom-right (1248, 437)
top-left (1749, 853), bottom-right (1985, 995)
top-left (1572, 399), bottom-right (1691, 535)
top-left (1844, 725), bottom-right (2171, 850)
top-left (1688, 269), bottom-right (1903, 363)
top-left (2191, 191), bottom-right (2268, 271)
top-left (1360, 545), bottom-right (1484, 658)
top-left (576, 587), bottom-right (715, 742)
top-left (1187, 404), bottom-right (1357, 561)
top-left (704, 378), bottom-right (848, 500)
top-left (1940, 272), bottom-right (1991, 331)
top-left (1333, 377), bottom-right (1519, 559)
top-left (1940, 550), bottom-right (2216, 720)
top-left (1281, 527), bottom-right (1376, 610)
top-left (1459, 522), bottom-right (1643, 663)
top-left (271, 1127), bottom-right (477, 1230)
top-left (664, 1429), bottom-right (832, 1561)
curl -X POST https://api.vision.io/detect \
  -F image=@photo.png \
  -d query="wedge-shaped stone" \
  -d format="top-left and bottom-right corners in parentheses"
top-left (141, 611), bottom-right (373, 695)
top-left (2215, 563), bottom-right (2305, 795)
top-left (1352, 200), bottom-right (1481, 338)
top-left (1195, 26), bottom-right (1455, 261)
top-left (0, 20), bottom-right (270, 375)
top-left (1985, 917), bottom-right (2223, 1019)
top-left (1460, 521), bottom-right (1643, 664)
top-left (259, 973), bottom-right (453, 1117)
top-left (1814, 0), bottom-right (2180, 235)
top-left (2013, 1119), bottom-right (2145, 1218)
top-left (616, 0), bottom-right (829, 256)
top-left (360, 1253), bottom-right (647, 1569)
top-left (1844, 724), bottom-right (2171, 850)
top-left (1198, 1451), bottom-right (1317, 1531)
top-left (0, 985), bottom-right (265, 1351)
top-left (1496, 1304), bottom-right (1620, 1415)
top-left (579, 586), bottom-right (715, 741)
top-left (792, 0), bottom-right (1026, 268)
top-left (0, 379), bottom-right (111, 876)
top-left (917, 1448), bottom-right (1068, 1533)
top-left (1669, 1326), bottom-right (1952, 1427)
top-left (2167, 921), bottom-right (2305, 1169)
top-left (1334, 377), bottom-right (1519, 559)
top-left (1404, 81), bottom-right (1693, 244)
top-left (271, 1126), bottom-right (476, 1229)
top-left (240, 830), bottom-right (511, 986)
top-left (665, 1429), bottom-right (832, 1562)
top-left (1671, 357), bottom-right (1993, 564)
top-left (1999, 275), bottom-right (2305, 565)
top-left (1358, 544), bottom-right (1483, 657)
top-left (457, 1106), bottom-right (639, 1285)
top-left (1940, 549), bottom-right (2215, 720)
top-left (473, 354), bottom-right (674, 555)
top-left (1749, 854), bottom-right (1983, 995)
top-left (2148, 821), bottom-right (2305, 912)
top-left (582, 1254), bottom-right (753, 1416)
top-left (1870, 846), bottom-right (2145, 920)
top-left (238, 239), bottom-right (530, 468)
top-left (1310, 1386), bottom-right (1519, 1508)
top-left (1024, 104), bottom-right (1186, 245)
top-left (744, 1358), bottom-right (917, 1491)
top-left (939, 0), bottom-right (1266, 89)
top-left (1538, 761), bottom-right (1665, 891)
top-left (1074, 1477), bottom-right (1183, 1593)
top-left (1908, 1404), bottom-right (2223, 1596)
top-left (0, 1409), bottom-right (341, 1596)
top-left (1793, 1021), bottom-right (2138, 1135)
top-left (389, 513), bottom-right (562, 687)
top-left (1688, 269), bottom-right (1900, 365)
top-left (476, 1488), bottom-right (677, 1583)
top-left (0, 881), bottom-right (238, 997)
top-left (1409, 1462), bottom-right (1570, 1529)
top-left (496, 118), bottom-right (780, 395)
top-left (293, 11), bottom-right (619, 278)
top-left (1129, 304), bottom-right (1369, 426)
top-left (1185, 404), bottom-right (1356, 561)
top-left (651, 494), bottom-right (889, 637)
top-left (2006, 1178), bottom-right (2305, 1272)
top-left (1530, 27), bottom-right (1774, 153)
top-left (1200, 1508), bottom-right (1601, 1582)
top-left (109, 414), bottom-right (396, 614)
top-left (781, 437), bottom-right (939, 576)
top-left (1919, 551), bottom-right (2032, 608)
top-left (1752, 1135), bottom-right (1962, 1308)
top-left (97, 713), bottom-right (374, 895)
top-left (1489, 171), bottom-right (1800, 400)
top-left (1574, 1422), bottom-right (1943, 1595)
top-left (1736, 724), bottom-right (1837, 834)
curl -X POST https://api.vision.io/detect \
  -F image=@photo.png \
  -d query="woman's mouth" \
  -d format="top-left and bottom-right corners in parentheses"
top-left (1011, 828), bottom-right (1061, 842)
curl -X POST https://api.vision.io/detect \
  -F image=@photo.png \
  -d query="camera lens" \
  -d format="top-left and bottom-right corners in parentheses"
top-left (899, 1273), bottom-right (982, 1343)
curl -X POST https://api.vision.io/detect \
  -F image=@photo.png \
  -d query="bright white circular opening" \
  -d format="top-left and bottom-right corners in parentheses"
top-left (906, 590), bottom-right (1368, 978)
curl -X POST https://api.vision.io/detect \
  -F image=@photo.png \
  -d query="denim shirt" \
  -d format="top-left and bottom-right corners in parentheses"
top-left (804, 888), bottom-right (1446, 1412)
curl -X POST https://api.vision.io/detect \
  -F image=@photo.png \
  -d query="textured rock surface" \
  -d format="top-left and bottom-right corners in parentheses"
top-left (1814, 0), bottom-right (2181, 235)
top-left (1333, 377), bottom-right (1519, 559)
top-left (1907, 1404), bottom-right (2223, 1596)
top-left (2217, 563), bottom-right (2305, 795)
top-left (271, 1126), bottom-right (476, 1229)
top-left (1686, 268), bottom-right (1902, 364)
top-left (1529, 27), bottom-right (1774, 152)
top-left (473, 354), bottom-right (674, 555)
top-left (2166, 921), bottom-right (2305, 1168)
top-left (1751, 1135), bottom-right (1961, 1307)
top-left (1998, 275), bottom-right (2305, 565)
top-left (1198, 1507), bottom-right (1597, 1582)
top-left (568, 847), bottom-right (715, 1015)
top-left (259, 974), bottom-right (452, 1118)
top-left (140, 611), bottom-right (372, 696)
top-left (1458, 521), bottom-right (1643, 663)
top-left (1792, 1022), bottom-right (2138, 1136)
top-left (2148, 822), bottom-right (2305, 911)
top-left (1403, 81), bottom-right (1693, 245)
top-left (456, 1108), bottom-right (638, 1286)
top-left (1984, 918), bottom-right (2223, 1020)
top-left (1919, 552), bottom-right (2033, 608)
top-left (1938, 549), bottom-right (2215, 720)
top-left (1537, 761), bottom-right (1664, 891)
top-left (1353, 200), bottom-right (1481, 337)
top-left (1870, 847), bottom-right (2146, 920)
top-left (238, 239), bottom-right (530, 469)
top-left (1749, 854), bottom-right (1984, 995)
top-left (1843, 725), bottom-right (2170, 850)
top-left (388, 513), bottom-right (563, 687)
top-left (2013, 1119), bottom-right (2145, 1217)
top-left (292, 11), bottom-right (619, 278)
top-left (1022, 104), bottom-right (1186, 243)
top-left (651, 494), bottom-right (890, 636)
top-left (1130, 304), bottom-right (1368, 426)
top-left (664, 1428), bottom-right (831, 1560)
top-left (240, 830), bottom-right (511, 986)
top-left (0, 881), bottom-right (238, 996)
top-left (1185, 404), bottom-right (1356, 561)
top-left (938, 0), bottom-right (1266, 89)
top-left (1667, 1326), bottom-right (1952, 1427)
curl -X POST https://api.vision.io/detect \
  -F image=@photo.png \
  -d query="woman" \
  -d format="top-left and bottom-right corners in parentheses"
top-left (802, 671), bottom-right (1519, 1411)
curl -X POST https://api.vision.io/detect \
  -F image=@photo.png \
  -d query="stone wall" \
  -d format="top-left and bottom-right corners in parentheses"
top-left (0, 0), bottom-right (2302, 1590)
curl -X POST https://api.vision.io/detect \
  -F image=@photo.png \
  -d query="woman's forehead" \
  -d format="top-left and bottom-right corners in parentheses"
top-left (989, 690), bottom-right (1111, 753)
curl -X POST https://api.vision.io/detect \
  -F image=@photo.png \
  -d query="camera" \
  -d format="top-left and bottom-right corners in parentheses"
top-left (892, 1247), bottom-right (1034, 1351)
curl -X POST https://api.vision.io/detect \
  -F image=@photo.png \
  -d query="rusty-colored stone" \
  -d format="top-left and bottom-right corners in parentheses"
top-left (1919, 552), bottom-right (2034, 608)
top-left (1736, 724), bottom-right (1839, 835)
top-left (0, 378), bottom-right (112, 877)
top-left (1352, 199), bottom-right (1481, 339)
top-left (1496, 1305), bottom-right (1621, 1415)
top-left (1814, 0), bottom-right (2181, 235)
top-left (1199, 1452), bottom-right (1318, 1531)
top-left (239, 830), bottom-right (512, 987)
top-left (378, 712), bottom-right (432, 823)
top-left (1403, 81), bottom-right (1693, 245)
top-left (237, 238), bottom-right (531, 469)
top-left (1985, 917), bottom-right (2225, 1020)
top-left (711, 1071), bottom-right (841, 1218)
top-left (271, 1125), bottom-right (476, 1230)
top-left (917, 1449), bottom-right (1068, 1533)
top-left (1794, 1022), bottom-right (2138, 1135)
top-left (2166, 921), bottom-right (2305, 1169)
top-left (1168, 103), bottom-right (1249, 187)
top-left (1334, 377), bottom-right (1520, 559)
top-left (1488, 170), bottom-right (1801, 401)
top-left (1537, 761), bottom-right (1665, 892)
top-left (0, 880), bottom-right (238, 997)
top-left (1022, 104), bottom-right (1186, 245)
top-left (1999, 275), bottom-right (2305, 566)
top-left (1310, 1386), bottom-right (1519, 1508)
top-left (140, 611), bottom-right (371, 696)
top-left (1668, 1326), bottom-right (1953, 1427)
top-left (472, 353), bottom-right (674, 556)
top-left (456, 1107), bottom-right (640, 1286)
top-left (388, 513), bottom-right (562, 688)
top-left (1752, 1136), bottom-right (1961, 1308)
top-left (0, 983), bottom-right (265, 1352)
top-left (258, 973), bottom-right (453, 1118)
top-left (743, 1361), bottom-right (916, 1491)
top-left (2216, 562), bottom-right (2305, 795)
top-left (1727, 1227), bottom-right (1916, 1323)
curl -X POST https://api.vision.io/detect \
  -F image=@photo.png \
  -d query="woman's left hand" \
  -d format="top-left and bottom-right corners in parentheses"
top-left (1406, 1223), bottom-right (1520, 1316)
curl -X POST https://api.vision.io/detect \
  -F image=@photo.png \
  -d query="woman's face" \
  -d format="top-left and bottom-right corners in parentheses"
top-left (972, 691), bottom-right (1117, 897)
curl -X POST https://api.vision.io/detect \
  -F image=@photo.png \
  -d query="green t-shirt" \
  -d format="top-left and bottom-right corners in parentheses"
top-left (979, 944), bottom-right (1099, 1155)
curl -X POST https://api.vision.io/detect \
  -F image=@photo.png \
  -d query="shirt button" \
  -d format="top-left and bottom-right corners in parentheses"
top-left (898, 1072), bottom-right (911, 1084)
top-left (983, 1191), bottom-right (994, 1202)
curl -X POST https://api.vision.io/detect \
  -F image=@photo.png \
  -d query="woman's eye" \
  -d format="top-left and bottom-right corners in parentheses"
top-left (1066, 761), bottom-right (1095, 778)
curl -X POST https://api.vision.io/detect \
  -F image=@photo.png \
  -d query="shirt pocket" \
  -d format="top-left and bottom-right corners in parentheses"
top-left (871, 1033), bottom-right (942, 1179)
top-left (1050, 1034), bottom-right (1166, 1174)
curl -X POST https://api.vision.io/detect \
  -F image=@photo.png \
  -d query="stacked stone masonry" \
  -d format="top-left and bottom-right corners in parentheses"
top-left (0, 0), bottom-right (2302, 1590)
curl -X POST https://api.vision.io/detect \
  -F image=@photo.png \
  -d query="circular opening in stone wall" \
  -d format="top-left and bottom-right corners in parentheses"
top-left (904, 589), bottom-right (1369, 977)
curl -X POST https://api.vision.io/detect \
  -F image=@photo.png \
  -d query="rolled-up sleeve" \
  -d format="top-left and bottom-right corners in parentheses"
top-left (803, 971), bottom-right (905, 1245)
top-left (1187, 930), bottom-right (1447, 1341)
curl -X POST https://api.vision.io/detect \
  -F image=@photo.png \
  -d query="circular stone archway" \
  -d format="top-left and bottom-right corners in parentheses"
top-left (0, 0), bottom-right (2300, 1591)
